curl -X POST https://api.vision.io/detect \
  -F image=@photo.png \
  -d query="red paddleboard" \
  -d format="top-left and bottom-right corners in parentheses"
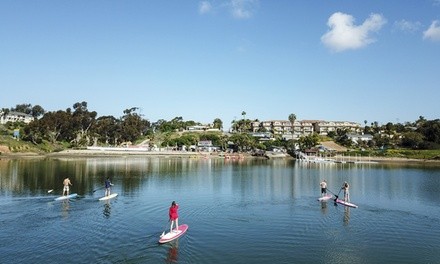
top-left (317, 194), bottom-right (333, 201)
top-left (335, 199), bottom-right (358, 208)
top-left (159, 224), bottom-right (189, 244)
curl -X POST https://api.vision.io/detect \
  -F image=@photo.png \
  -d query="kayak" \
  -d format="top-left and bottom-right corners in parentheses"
top-left (98, 193), bottom-right (118, 201)
top-left (335, 199), bottom-right (358, 208)
top-left (54, 193), bottom-right (78, 201)
top-left (159, 224), bottom-right (189, 244)
top-left (317, 194), bottom-right (333, 201)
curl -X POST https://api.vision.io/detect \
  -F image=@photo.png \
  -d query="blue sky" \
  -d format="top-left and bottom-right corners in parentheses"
top-left (1, 0), bottom-right (439, 130)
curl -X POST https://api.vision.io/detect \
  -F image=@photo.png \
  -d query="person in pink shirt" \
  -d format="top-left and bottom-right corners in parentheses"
top-left (169, 201), bottom-right (179, 233)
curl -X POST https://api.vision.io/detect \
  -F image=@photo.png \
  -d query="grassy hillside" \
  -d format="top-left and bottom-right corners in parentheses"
top-left (0, 135), bottom-right (67, 154)
top-left (346, 148), bottom-right (440, 160)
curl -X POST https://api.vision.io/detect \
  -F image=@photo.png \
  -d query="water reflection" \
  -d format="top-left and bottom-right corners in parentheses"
top-left (165, 240), bottom-right (179, 263)
top-left (103, 202), bottom-right (111, 218)
top-left (320, 201), bottom-right (328, 215)
top-left (61, 200), bottom-right (70, 219)
top-left (343, 207), bottom-right (350, 226)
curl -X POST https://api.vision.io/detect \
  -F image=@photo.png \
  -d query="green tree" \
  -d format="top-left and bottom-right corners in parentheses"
top-left (417, 119), bottom-right (440, 144)
top-left (297, 133), bottom-right (320, 150)
top-left (229, 133), bottom-right (256, 152)
top-left (241, 111), bottom-right (247, 132)
top-left (119, 107), bottom-right (150, 143)
top-left (70, 101), bottom-right (97, 147)
top-left (31, 105), bottom-right (45, 118)
top-left (23, 110), bottom-right (71, 144)
top-left (288, 113), bottom-right (297, 140)
top-left (93, 116), bottom-right (120, 145)
top-left (415, 116), bottom-right (427, 127)
top-left (12, 103), bottom-right (32, 114)
top-left (213, 118), bottom-right (223, 130)
top-left (401, 131), bottom-right (424, 149)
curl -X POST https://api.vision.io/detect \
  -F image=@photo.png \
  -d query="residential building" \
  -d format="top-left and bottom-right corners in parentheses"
top-left (248, 119), bottom-right (361, 140)
top-left (185, 125), bottom-right (221, 132)
top-left (313, 121), bottom-right (361, 136)
top-left (347, 133), bottom-right (373, 144)
top-left (0, 111), bottom-right (34, 124)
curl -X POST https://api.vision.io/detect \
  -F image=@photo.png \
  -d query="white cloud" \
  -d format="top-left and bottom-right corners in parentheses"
top-left (394, 19), bottom-right (421, 33)
top-left (423, 20), bottom-right (440, 41)
top-left (229, 0), bottom-right (258, 19)
top-left (198, 0), bottom-right (258, 19)
top-left (321, 12), bottom-right (387, 52)
top-left (199, 1), bottom-right (212, 15)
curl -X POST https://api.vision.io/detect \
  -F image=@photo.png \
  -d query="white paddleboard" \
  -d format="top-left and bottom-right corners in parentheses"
top-left (98, 193), bottom-right (118, 201)
top-left (55, 193), bottom-right (78, 201)
top-left (335, 199), bottom-right (358, 208)
top-left (318, 194), bottom-right (333, 201)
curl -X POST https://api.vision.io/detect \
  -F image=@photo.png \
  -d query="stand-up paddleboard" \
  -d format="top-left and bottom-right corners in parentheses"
top-left (159, 224), bottom-right (189, 244)
top-left (335, 199), bottom-right (358, 208)
top-left (54, 193), bottom-right (78, 201)
top-left (318, 194), bottom-right (333, 201)
top-left (98, 193), bottom-right (118, 201)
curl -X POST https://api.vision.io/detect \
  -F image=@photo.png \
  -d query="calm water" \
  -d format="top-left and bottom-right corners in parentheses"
top-left (0, 157), bottom-right (439, 264)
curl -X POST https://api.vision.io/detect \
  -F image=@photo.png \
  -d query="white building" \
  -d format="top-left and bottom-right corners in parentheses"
top-left (0, 111), bottom-right (34, 124)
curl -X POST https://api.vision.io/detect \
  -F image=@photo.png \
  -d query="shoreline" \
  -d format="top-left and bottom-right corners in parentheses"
top-left (1, 149), bottom-right (439, 164)
top-left (332, 155), bottom-right (440, 164)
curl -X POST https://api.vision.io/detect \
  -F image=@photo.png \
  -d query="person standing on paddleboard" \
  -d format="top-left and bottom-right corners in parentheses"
top-left (104, 177), bottom-right (113, 197)
top-left (63, 177), bottom-right (72, 196)
top-left (320, 180), bottom-right (327, 197)
top-left (342, 181), bottom-right (350, 202)
top-left (169, 201), bottom-right (179, 233)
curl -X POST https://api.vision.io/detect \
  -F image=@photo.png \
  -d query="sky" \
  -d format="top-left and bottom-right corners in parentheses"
top-left (1, 0), bottom-right (439, 130)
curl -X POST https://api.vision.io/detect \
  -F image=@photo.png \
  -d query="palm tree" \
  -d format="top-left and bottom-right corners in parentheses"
top-left (213, 118), bottom-right (223, 130)
top-left (288, 113), bottom-right (297, 140)
top-left (241, 111), bottom-right (246, 132)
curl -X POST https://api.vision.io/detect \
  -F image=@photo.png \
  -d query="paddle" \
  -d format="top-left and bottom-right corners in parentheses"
top-left (95, 179), bottom-right (115, 194)
top-left (92, 186), bottom-right (105, 193)
top-left (333, 187), bottom-right (343, 202)
top-left (160, 220), bottom-right (171, 237)
top-left (326, 188), bottom-right (336, 196)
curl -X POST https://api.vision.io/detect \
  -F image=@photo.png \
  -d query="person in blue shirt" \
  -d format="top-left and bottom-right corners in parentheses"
top-left (104, 177), bottom-right (113, 196)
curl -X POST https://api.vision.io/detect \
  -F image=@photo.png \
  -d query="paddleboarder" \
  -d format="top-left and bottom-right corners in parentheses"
top-left (104, 177), bottom-right (113, 197)
top-left (320, 179), bottom-right (327, 197)
top-left (169, 201), bottom-right (179, 233)
top-left (342, 181), bottom-right (350, 202)
top-left (62, 177), bottom-right (72, 196)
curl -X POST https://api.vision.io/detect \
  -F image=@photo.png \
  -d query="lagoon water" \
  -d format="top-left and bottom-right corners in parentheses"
top-left (0, 157), bottom-right (439, 264)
